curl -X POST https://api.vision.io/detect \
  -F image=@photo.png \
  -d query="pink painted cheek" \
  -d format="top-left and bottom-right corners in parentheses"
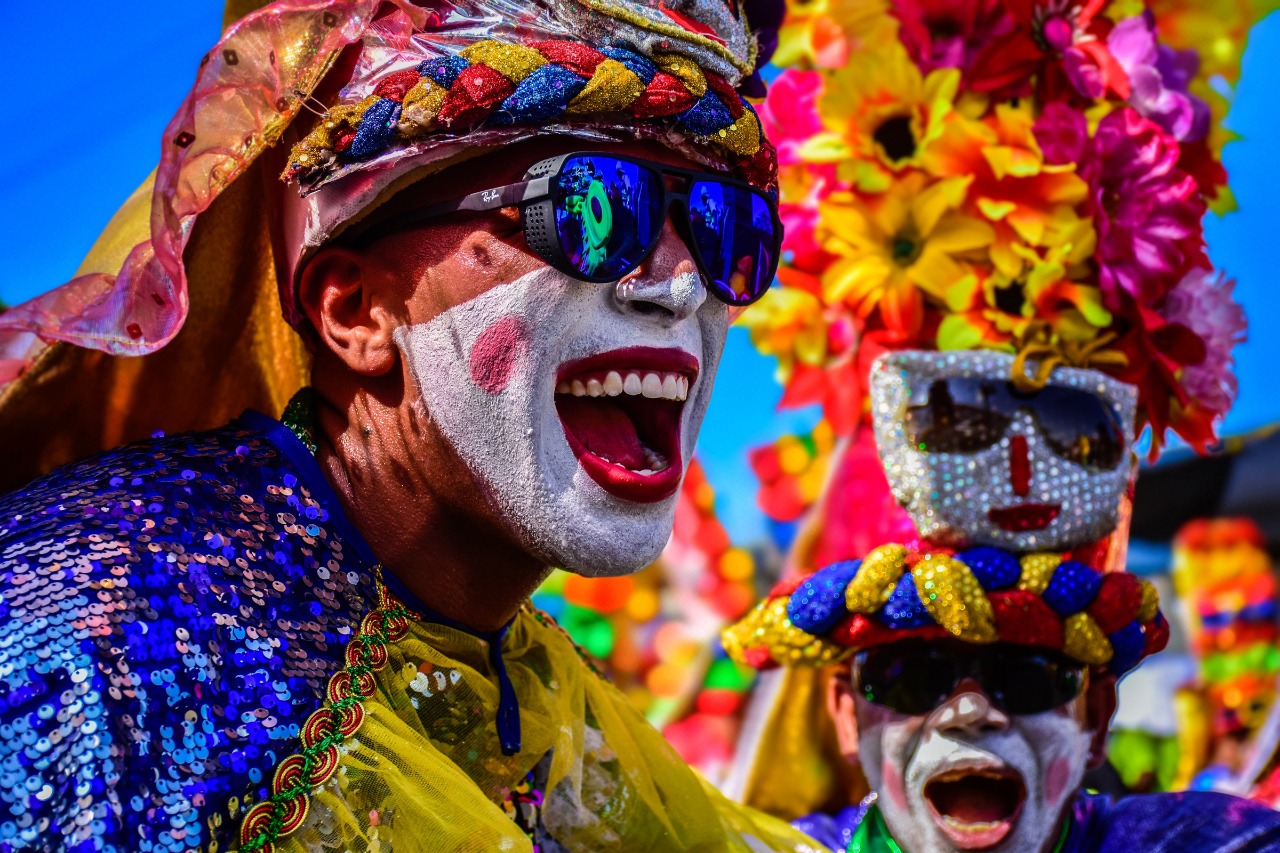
top-left (468, 316), bottom-right (528, 394)
top-left (1044, 756), bottom-right (1071, 806)
top-left (882, 757), bottom-right (909, 812)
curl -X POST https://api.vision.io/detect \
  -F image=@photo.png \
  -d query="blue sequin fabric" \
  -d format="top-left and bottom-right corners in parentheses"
top-left (0, 411), bottom-right (379, 852)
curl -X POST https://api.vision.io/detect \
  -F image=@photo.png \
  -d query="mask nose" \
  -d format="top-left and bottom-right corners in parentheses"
top-left (1010, 434), bottom-right (1031, 498)
top-left (933, 678), bottom-right (1011, 735)
top-left (613, 221), bottom-right (708, 322)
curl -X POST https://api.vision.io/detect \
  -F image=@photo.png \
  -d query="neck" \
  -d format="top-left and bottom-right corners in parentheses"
top-left (310, 382), bottom-right (550, 632)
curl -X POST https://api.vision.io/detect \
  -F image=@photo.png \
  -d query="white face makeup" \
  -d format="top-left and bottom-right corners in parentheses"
top-left (856, 682), bottom-right (1093, 853)
top-left (393, 262), bottom-right (727, 576)
top-left (870, 350), bottom-right (1138, 551)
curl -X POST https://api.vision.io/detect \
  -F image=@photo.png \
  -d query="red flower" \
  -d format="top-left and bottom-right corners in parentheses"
top-left (968, 0), bottom-right (1130, 103)
top-left (892, 0), bottom-right (1017, 77)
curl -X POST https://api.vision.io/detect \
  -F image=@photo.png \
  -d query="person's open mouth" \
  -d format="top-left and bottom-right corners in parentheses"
top-left (923, 764), bottom-right (1027, 850)
top-left (988, 503), bottom-right (1061, 532)
top-left (555, 346), bottom-right (698, 504)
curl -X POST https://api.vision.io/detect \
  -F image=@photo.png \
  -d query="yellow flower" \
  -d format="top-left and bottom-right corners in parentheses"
top-left (738, 285), bottom-right (832, 385)
top-left (937, 243), bottom-right (1112, 351)
top-left (923, 103), bottom-right (1093, 278)
top-left (820, 172), bottom-right (994, 336)
top-left (800, 41), bottom-right (962, 192)
top-left (774, 0), bottom-right (900, 69)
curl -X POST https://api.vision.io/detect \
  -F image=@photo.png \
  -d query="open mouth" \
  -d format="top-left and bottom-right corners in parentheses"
top-left (924, 766), bottom-right (1027, 850)
top-left (988, 503), bottom-right (1061, 532)
top-left (555, 346), bottom-right (698, 504)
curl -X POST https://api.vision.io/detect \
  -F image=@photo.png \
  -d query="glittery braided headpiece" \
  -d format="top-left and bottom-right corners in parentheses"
top-left (723, 544), bottom-right (1168, 676)
top-left (285, 38), bottom-right (777, 192)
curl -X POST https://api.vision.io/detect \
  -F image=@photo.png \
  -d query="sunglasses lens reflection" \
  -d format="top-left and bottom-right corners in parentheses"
top-left (554, 155), bottom-right (664, 281)
top-left (687, 180), bottom-right (778, 306)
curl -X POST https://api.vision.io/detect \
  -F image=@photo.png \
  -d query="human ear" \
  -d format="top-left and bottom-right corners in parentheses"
top-left (827, 669), bottom-right (862, 766)
top-left (1085, 672), bottom-right (1119, 768)
top-left (297, 246), bottom-right (399, 377)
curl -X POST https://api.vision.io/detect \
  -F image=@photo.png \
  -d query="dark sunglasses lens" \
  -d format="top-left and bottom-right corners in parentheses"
top-left (855, 645), bottom-right (961, 715)
top-left (687, 180), bottom-right (778, 306)
top-left (1032, 387), bottom-right (1125, 471)
top-left (983, 650), bottom-right (1085, 715)
top-left (904, 379), bottom-right (1013, 453)
top-left (554, 156), bottom-right (663, 280)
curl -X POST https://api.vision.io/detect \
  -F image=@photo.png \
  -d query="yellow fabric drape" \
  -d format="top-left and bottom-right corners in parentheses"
top-left (272, 607), bottom-right (828, 852)
top-left (0, 158), bottom-right (310, 493)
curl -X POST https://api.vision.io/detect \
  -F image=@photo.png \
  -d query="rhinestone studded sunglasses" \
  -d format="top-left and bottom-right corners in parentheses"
top-left (853, 641), bottom-right (1086, 716)
top-left (903, 378), bottom-right (1126, 471)
top-left (347, 152), bottom-right (782, 307)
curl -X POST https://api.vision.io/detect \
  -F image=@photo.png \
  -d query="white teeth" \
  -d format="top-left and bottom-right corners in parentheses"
top-left (661, 375), bottom-right (680, 400)
top-left (637, 468), bottom-right (654, 476)
top-left (641, 373), bottom-right (663, 398)
top-left (557, 369), bottom-right (693, 400)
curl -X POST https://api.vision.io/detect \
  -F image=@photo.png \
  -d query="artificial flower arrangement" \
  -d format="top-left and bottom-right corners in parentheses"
top-left (741, 0), bottom-right (1263, 456)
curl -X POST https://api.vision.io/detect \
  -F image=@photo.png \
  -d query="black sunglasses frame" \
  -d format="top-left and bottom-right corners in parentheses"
top-left (343, 151), bottom-right (783, 307)
top-left (852, 641), bottom-right (1087, 717)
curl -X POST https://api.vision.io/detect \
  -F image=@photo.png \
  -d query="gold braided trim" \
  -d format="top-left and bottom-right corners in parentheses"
top-left (236, 580), bottom-right (410, 851)
top-left (572, 0), bottom-right (757, 74)
top-left (1010, 323), bottom-right (1129, 392)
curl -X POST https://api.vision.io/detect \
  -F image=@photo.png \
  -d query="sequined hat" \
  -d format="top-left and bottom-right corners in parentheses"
top-left (723, 542), bottom-right (1169, 676)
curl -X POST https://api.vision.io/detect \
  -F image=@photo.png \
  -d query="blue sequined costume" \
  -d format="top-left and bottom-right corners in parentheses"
top-left (0, 412), bottom-right (379, 852)
top-left (795, 792), bottom-right (1280, 852)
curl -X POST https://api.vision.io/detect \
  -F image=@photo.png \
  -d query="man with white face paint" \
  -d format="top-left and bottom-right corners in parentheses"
top-left (724, 350), bottom-right (1280, 852)
top-left (0, 1), bottom-right (828, 851)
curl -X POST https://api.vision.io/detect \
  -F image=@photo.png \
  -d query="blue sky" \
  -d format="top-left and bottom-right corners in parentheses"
top-left (1, 4), bottom-right (1275, 543)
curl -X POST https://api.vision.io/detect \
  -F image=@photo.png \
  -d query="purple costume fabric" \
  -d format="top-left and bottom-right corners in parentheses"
top-left (796, 790), bottom-right (1280, 852)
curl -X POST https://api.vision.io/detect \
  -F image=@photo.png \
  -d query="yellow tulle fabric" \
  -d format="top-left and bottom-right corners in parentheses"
top-left (274, 603), bottom-right (826, 852)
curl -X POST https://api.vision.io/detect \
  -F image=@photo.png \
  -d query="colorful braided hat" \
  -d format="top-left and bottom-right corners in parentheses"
top-left (724, 543), bottom-right (1168, 676)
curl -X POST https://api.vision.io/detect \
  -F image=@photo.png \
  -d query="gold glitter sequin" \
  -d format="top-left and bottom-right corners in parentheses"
top-left (912, 554), bottom-right (997, 643)
top-left (653, 53), bottom-right (708, 98)
top-left (398, 79), bottom-right (447, 137)
top-left (1018, 553), bottom-right (1063, 594)
top-left (566, 59), bottom-right (646, 114)
top-left (715, 108), bottom-right (762, 157)
top-left (1137, 577), bottom-right (1160, 622)
top-left (845, 545), bottom-right (908, 613)
top-left (460, 41), bottom-right (547, 83)
top-left (722, 597), bottom-right (848, 668)
top-left (1064, 612), bottom-right (1113, 665)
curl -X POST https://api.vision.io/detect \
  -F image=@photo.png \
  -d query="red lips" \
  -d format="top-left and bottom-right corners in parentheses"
top-left (988, 503), bottom-right (1062, 532)
top-left (555, 346), bottom-right (699, 504)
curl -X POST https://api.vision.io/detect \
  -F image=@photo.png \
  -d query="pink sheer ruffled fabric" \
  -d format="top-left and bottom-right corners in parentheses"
top-left (0, 0), bottom-right (385, 386)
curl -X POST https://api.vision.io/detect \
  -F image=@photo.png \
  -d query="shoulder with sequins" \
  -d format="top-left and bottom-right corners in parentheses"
top-left (0, 417), bottom-right (380, 851)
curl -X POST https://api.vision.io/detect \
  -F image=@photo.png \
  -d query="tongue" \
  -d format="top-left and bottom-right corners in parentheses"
top-left (929, 777), bottom-right (1020, 824)
top-left (557, 396), bottom-right (647, 469)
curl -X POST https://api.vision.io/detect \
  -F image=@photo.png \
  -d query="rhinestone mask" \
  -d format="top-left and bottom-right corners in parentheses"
top-left (870, 350), bottom-right (1138, 551)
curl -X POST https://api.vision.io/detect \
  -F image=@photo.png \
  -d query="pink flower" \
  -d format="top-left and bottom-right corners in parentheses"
top-left (760, 70), bottom-right (838, 273)
top-left (1161, 269), bottom-right (1246, 415)
top-left (1108, 14), bottom-right (1210, 142)
top-left (759, 69), bottom-right (824, 167)
top-left (1084, 107), bottom-right (1206, 307)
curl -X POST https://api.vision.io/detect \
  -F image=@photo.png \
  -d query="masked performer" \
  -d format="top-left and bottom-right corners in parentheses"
top-left (0, 2), bottom-right (834, 851)
top-left (716, 0), bottom-right (1280, 849)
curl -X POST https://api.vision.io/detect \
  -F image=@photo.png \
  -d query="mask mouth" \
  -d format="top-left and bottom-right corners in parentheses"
top-left (923, 764), bottom-right (1027, 850)
top-left (988, 503), bottom-right (1062, 532)
top-left (555, 346), bottom-right (699, 504)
